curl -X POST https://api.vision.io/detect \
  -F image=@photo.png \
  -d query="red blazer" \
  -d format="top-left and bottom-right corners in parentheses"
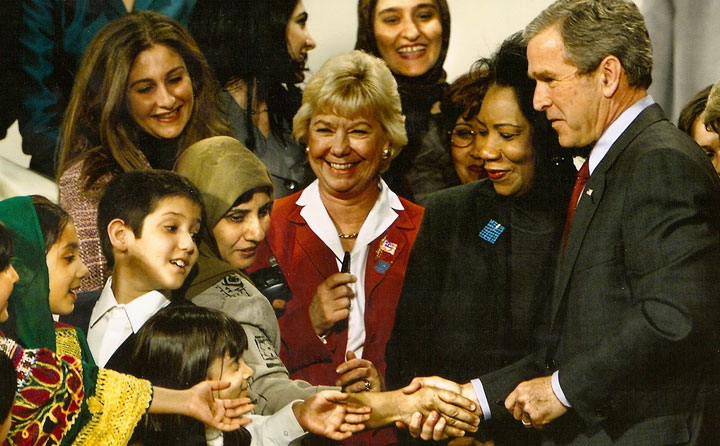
top-left (257, 191), bottom-right (424, 386)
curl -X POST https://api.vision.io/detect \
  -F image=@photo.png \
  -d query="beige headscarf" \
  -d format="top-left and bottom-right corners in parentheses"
top-left (175, 136), bottom-right (273, 299)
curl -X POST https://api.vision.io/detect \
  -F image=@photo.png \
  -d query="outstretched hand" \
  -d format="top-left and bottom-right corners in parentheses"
top-left (293, 390), bottom-right (372, 441)
top-left (186, 380), bottom-right (254, 431)
top-left (336, 350), bottom-right (384, 392)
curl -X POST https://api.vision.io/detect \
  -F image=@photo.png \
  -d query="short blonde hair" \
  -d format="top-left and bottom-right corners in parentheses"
top-left (702, 79), bottom-right (720, 134)
top-left (293, 50), bottom-right (407, 172)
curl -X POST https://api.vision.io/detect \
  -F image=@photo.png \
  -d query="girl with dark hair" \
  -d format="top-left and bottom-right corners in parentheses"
top-left (0, 196), bottom-right (252, 446)
top-left (131, 305), bottom-right (370, 446)
top-left (189, 0), bottom-right (316, 198)
top-left (355, 0), bottom-right (453, 204)
top-left (57, 10), bottom-right (229, 292)
top-left (385, 33), bottom-right (575, 446)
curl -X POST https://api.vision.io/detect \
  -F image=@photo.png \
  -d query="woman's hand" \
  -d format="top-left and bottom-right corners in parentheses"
top-left (335, 350), bottom-right (384, 392)
top-left (309, 272), bottom-right (356, 336)
top-left (292, 390), bottom-right (372, 441)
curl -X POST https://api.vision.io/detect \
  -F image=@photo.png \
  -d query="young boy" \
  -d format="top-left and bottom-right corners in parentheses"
top-left (62, 170), bottom-right (202, 373)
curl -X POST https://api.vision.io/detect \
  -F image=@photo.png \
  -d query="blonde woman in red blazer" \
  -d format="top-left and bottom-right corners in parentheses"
top-left (253, 50), bottom-right (424, 446)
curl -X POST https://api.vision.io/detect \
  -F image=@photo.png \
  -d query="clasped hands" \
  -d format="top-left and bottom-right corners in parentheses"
top-left (403, 375), bottom-right (568, 440)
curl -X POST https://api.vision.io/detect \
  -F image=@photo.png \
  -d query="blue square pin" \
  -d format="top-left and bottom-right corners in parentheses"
top-left (374, 260), bottom-right (391, 274)
top-left (479, 219), bottom-right (505, 244)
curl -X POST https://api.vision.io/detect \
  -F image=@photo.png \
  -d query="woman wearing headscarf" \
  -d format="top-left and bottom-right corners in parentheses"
top-left (176, 136), bottom-right (332, 417)
top-left (355, 0), bottom-right (453, 204)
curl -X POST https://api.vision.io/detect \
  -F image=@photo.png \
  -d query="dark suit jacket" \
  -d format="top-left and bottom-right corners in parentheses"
top-left (481, 104), bottom-right (720, 445)
top-left (60, 290), bottom-right (190, 375)
top-left (385, 179), bottom-right (565, 445)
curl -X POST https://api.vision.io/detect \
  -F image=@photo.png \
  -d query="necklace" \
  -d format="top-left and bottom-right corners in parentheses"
top-left (338, 232), bottom-right (359, 239)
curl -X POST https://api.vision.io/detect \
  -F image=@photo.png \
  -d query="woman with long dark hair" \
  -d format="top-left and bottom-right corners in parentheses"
top-left (189, 0), bottom-right (316, 198)
top-left (56, 11), bottom-right (228, 292)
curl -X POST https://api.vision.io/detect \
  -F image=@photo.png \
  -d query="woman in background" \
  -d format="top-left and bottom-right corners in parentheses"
top-left (355, 0), bottom-right (452, 204)
top-left (57, 11), bottom-right (228, 291)
top-left (189, 0), bottom-right (316, 197)
top-left (678, 85), bottom-right (720, 176)
top-left (440, 71), bottom-right (491, 185)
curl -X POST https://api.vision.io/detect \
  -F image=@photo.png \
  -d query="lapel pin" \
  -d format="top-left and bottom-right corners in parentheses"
top-left (478, 219), bottom-right (505, 244)
top-left (586, 188), bottom-right (593, 197)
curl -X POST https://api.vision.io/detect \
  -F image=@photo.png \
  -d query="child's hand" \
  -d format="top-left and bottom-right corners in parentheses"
top-left (292, 390), bottom-right (371, 441)
top-left (187, 380), bottom-right (254, 431)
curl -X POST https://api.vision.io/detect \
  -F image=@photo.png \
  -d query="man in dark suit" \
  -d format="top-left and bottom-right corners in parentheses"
top-left (407, 1), bottom-right (720, 444)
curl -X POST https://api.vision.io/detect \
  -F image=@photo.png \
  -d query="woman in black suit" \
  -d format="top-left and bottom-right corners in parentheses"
top-left (385, 32), bottom-right (574, 446)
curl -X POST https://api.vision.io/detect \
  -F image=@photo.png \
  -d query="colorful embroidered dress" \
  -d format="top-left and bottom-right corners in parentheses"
top-left (0, 196), bottom-right (152, 445)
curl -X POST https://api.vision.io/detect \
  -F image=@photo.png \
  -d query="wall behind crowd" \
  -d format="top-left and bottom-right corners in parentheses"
top-left (1, 0), bottom-right (653, 167)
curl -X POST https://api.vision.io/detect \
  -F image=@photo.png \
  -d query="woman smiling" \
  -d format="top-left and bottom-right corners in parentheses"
top-left (56, 11), bottom-right (228, 292)
top-left (356, 0), bottom-right (453, 204)
top-left (385, 33), bottom-right (574, 446)
top-left (253, 50), bottom-right (424, 446)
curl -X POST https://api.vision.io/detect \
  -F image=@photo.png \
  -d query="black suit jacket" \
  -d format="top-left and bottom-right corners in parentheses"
top-left (61, 290), bottom-right (191, 375)
top-left (481, 104), bottom-right (720, 445)
top-left (386, 179), bottom-right (567, 445)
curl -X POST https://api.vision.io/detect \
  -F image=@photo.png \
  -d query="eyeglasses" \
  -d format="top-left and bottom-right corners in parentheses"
top-left (449, 126), bottom-right (477, 148)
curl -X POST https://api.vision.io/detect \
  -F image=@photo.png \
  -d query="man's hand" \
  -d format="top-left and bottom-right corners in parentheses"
top-left (336, 350), bottom-right (384, 392)
top-left (505, 376), bottom-right (567, 429)
top-left (309, 273), bottom-right (356, 336)
top-left (183, 380), bottom-right (254, 431)
top-left (292, 390), bottom-right (371, 441)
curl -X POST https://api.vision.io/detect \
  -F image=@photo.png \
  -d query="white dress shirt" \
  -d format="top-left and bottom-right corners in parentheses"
top-left (86, 277), bottom-right (170, 367)
top-left (296, 179), bottom-right (402, 357)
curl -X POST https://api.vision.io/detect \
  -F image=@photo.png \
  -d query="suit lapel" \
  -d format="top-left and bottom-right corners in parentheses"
top-left (550, 104), bottom-right (666, 326)
top-left (288, 206), bottom-right (338, 279)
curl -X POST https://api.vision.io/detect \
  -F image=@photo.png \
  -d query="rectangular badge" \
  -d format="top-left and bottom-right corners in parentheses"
top-left (374, 260), bottom-right (391, 274)
top-left (478, 219), bottom-right (505, 244)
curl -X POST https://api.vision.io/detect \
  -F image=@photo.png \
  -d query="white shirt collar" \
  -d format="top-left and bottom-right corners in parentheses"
top-left (588, 95), bottom-right (655, 174)
top-left (89, 277), bottom-right (171, 333)
top-left (296, 179), bottom-right (403, 260)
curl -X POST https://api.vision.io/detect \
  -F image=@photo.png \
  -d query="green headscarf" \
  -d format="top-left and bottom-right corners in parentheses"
top-left (0, 196), bottom-right (56, 351)
top-left (175, 136), bottom-right (274, 299)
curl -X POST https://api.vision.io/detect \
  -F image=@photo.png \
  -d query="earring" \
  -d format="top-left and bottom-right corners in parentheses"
top-left (381, 149), bottom-right (391, 160)
top-left (305, 147), bottom-right (310, 153)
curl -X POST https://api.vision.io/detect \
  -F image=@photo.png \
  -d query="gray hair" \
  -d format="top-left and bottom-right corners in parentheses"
top-left (524, 0), bottom-right (652, 89)
top-left (293, 50), bottom-right (407, 173)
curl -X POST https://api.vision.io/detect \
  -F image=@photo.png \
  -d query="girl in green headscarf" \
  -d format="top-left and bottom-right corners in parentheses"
top-left (0, 195), bottom-right (251, 446)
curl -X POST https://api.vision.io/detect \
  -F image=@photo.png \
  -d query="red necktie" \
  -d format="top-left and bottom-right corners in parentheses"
top-left (563, 160), bottom-right (590, 250)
